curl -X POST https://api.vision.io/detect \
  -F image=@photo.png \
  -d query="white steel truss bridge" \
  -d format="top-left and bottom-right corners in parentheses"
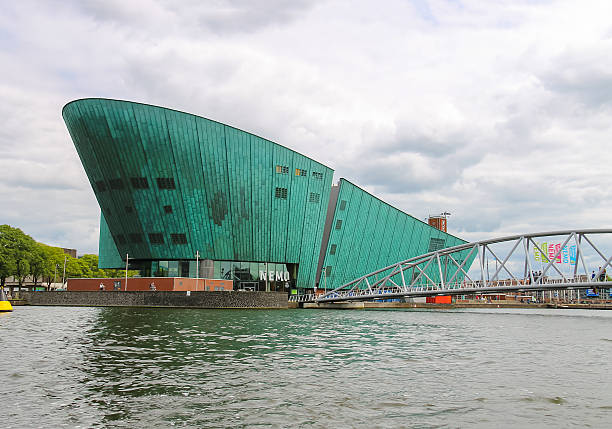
top-left (292, 229), bottom-right (612, 303)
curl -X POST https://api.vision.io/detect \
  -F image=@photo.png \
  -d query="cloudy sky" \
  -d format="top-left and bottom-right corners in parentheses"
top-left (1, 0), bottom-right (612, 255)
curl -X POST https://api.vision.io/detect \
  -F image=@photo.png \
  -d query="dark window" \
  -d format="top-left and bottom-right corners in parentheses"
top-left (339, 200), bottom-right (347, 210)
top-left (295, 168), bottom-right (307, 176)
top-left (275, 165), bottom-right (289, 174)
top-left (309, 192), bottom-right (320, 203)
top-left (156, 177), bottom-right (176, 189)
top-left (171, 233), bottom-right (188, 245)
top-left (130, 177), bottom-right (149, 189)
top-left (335, 220), bottom-right (342, 230)
top-left (148, 233), bottom-right (164, 244)
top-left (275, 187), bottom-right (288, 199)
top-left (325, 266), bottom-right (332, 276)
top-left (125, 206), bottom-right (133, 213)
top-left (109, 179), bottom-right (124, 190)
top-left (95, 180), bottom-right (107, 192)
top-left (115, 234), bottom-right (126, 245)
top-left (163, 205), bottom-right (173, 214)
top-left (312, 171), bottom-right (323, 180)
top-left (330, 244), bottom-right (337, 255)
top-left (128, 233), bottom-right (143, 243)
top-left (428, 237), bottom-right (446, 252)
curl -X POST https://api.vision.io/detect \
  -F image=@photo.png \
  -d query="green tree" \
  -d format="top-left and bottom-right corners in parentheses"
top-left (0, 240), bottom-right (16, 288)
top-left (2, 225), bottom-right (140, 289)
top-left (29, 244), bottom-right (46, 289)
top-left (0, 225), bottom-right (36, 291)
top-left (64, 255), bottom-right (84, 281)
top-left (40, 244), bottom-right (67, 290)
top-left (79, 254), bottom-right (105, 277)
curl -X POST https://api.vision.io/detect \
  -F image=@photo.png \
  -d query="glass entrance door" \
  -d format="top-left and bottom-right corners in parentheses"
top-left (239, 281), bottom-right (258, 291)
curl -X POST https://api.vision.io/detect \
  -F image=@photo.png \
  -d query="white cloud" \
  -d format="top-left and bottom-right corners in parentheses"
top-left (1, 0), bottom-right (612, 255)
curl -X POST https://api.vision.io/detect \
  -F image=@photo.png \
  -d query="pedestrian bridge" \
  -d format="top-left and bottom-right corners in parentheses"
top-left (291, 229), bottom-right (612, 303)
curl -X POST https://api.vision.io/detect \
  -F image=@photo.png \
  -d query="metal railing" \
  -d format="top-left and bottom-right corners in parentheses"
top-left (299, 230), bottom-right (612, 303)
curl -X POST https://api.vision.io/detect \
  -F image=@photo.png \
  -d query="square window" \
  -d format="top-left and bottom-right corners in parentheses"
top-left (171, 233), bottom-right (188, 245)
top-left (330, 244), bottom-right (337, 255)
top-left (109, 179), bottom-right (124, 190)
top-left (335, 220), bottom-right (342, 230)
top-left (312, 171), bottom-right (323, 180)
top-left (95, 180), bottom-right (107, 192)
top-left (163, 205), bottom-right (173, 214)
top-left (148, 233), bottom-right (164, 244)
top-left (275, 187), bottom-right (288, 199)
top-left (339, 200), bottom-right (347, 210)
top-left (428, 238), bottom-right (446, 252)
top-left (130, 177), bottom-right (149, 189)
top-left (156, 177), bottom-right (176, 190)
top-left (309, 192), bottom-right (320, 203)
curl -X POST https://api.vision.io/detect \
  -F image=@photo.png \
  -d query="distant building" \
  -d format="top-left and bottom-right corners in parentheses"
top-left (428, 215), bottom-right (448, 233)
top-left (62, 248), bottom-right (77, 258)
top-left (63, 98), bottom-right (473, 293)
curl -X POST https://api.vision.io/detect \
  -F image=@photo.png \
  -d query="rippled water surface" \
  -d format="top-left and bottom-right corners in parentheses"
top-left (2, 306), bottom-right (612, 428)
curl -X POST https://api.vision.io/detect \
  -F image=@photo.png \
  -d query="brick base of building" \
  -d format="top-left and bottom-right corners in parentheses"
top-left (18, 291), bottom-right (288, 309)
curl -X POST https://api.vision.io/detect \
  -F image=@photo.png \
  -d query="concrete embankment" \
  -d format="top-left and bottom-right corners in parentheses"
top-left (297, 301), bottom-right (612, 310)
top-left (17, 291), bottom-right (288, 309)
top-left (301, 302), bottom-right (541, 310)
top-left (303, 302), bottom-right (365, 309)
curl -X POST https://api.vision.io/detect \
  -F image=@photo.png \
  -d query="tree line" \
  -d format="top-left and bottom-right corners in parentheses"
top-left (0, 224), bottom-right (134, 290)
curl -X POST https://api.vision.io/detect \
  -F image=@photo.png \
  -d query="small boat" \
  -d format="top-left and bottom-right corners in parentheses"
top-left (0, 287), bottom-right (13, 312)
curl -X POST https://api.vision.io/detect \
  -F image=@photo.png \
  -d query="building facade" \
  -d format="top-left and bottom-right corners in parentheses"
top-left (318, 179), bottom-right (473, 291)
top-left (63, 98), bottom-right (470, 293)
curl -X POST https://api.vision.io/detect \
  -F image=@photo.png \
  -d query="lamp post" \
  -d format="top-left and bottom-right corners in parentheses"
top-left (125, 253), bottom-right (129, 291)
top-left (195, 250), bottom-right (200, 291)
top-left (62, 255), bottom-right (67, 288)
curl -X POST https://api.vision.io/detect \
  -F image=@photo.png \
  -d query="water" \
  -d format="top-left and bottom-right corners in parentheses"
top-left (2, 306), bottom-right (612, 428)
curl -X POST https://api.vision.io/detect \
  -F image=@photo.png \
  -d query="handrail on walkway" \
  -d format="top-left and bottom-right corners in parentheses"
top-left (302, 229), bottom-right (612, 303)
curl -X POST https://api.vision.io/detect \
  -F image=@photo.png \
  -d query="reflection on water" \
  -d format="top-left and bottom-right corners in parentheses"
top-left (2, 307), bottom-right (612, 428)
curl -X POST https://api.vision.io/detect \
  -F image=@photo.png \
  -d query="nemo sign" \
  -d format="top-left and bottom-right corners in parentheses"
top-left (259, 270), bottom-right (290, 281)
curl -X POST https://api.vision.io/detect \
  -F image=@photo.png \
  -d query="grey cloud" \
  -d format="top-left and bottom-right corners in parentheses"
top-left (340, 121), bottom-right (484, 195)
top-left (539, 45), bottom-right (612, 109)
top-left (191, 0), bottom-right (320, 34)
top-left (3, 0), bottom-right (612, 257)
top-left (0, 174), bottom-right (83, 192)
top-left (74, 0), bottom-right (320, 35)
top-left (0, 182), bottom-right (99, 253)
top-left (544, 68), bottom-right (612, 108)
top-left (372, 130), bottom-right (464, 158)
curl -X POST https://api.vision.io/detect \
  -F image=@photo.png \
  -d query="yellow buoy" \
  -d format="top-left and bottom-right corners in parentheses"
top-left (0, 287), bottom-right (13, 312)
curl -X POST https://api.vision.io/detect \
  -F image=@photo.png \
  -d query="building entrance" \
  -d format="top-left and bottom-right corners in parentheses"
top-left (239, 281), bottom-right (258, 291)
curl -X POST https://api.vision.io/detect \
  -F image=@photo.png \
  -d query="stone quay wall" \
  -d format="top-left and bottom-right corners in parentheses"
top-left (19, 291), bottom-right (288, 309)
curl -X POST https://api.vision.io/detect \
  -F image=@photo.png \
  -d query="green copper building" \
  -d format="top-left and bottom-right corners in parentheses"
top-left (63, 98), bottom-right (469, 293)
